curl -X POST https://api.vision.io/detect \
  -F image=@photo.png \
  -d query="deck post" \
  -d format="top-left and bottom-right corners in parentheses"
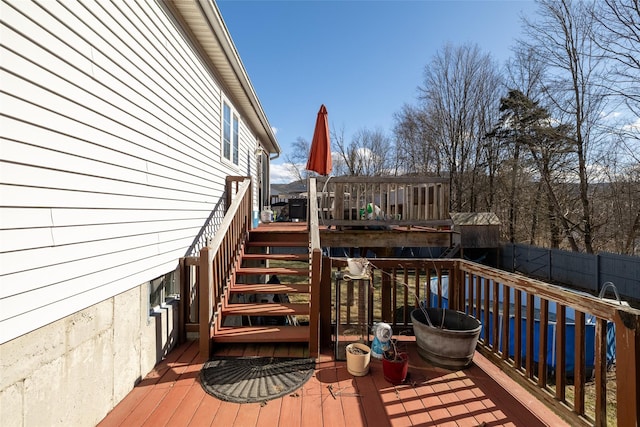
top-left (319, 255), bottom-right (333, 351)
top-left (615, 310), bottom-right (640, 426)
top-left (199, 245), bottom-right (214, 359)
top-left (178, 257), bottom-right (187, 344)
top-left (309, 248), bottom-right (322, 357)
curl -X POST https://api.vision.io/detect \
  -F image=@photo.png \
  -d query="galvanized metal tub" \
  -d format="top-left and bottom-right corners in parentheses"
top-left (411, 308), bottom-right (481, 370)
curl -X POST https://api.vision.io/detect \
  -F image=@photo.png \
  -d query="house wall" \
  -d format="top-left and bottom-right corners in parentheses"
top-left (1, 0), bottom-right (264, 424)
top-left (1, 0), bottom-right (259, 342)
top-left (0, 283), bottom-right (178, 426)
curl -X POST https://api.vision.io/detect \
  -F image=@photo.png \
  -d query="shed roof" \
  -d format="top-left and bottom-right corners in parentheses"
top-left (450, 212), bottom-right (501, 226)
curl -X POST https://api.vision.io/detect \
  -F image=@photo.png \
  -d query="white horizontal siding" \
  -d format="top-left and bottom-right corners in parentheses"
top-left (1, 207), bottom-right (207, 229)
top-left (0, 0), bottom-right (261, 343)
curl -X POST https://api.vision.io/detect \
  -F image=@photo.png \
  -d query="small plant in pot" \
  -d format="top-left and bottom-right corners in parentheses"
top-left (382, 339), bottom-right (409, 385)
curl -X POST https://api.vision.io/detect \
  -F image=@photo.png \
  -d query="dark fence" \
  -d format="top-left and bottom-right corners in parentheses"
top-left (500, 243), bottom-right (640, 303)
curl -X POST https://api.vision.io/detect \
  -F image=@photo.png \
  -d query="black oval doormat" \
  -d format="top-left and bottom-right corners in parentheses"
top-left (200, 356), bottom-right (316, 403)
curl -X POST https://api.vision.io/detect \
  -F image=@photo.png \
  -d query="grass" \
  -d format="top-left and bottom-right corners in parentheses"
top-left (267, 259), bottom-right (309, 323)
top-left (563, 368), bottom-right (618, 426)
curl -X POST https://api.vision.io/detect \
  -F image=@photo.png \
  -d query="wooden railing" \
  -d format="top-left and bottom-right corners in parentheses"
top-left (178, 177), bottom-right (252, 357)
top-left (455, 260), bottom-right (639, 427)
top-left (327, 257), bottom-right (640, 426)
top-left (308, 178), bottom-right (322, 357)
top-left (314, 176), bottom-right (451, 228)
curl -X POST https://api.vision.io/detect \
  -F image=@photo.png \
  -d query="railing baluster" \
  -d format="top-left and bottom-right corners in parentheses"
top-left (414, 268), bottom-right (421, 309)
top-left (437, 267), bottom-right (443, 308)
top-left (574, 310), bottom-right (586, 416)
top-left (594, 318), bottom-right (607, 427)
top-left (467, 271), bottom-right (474, 316)
top-left (475, 274), bottom-right (482, 324)
top-left (538, 298), bottom-right (549, 388)
top-left (406, 268), bottom-right (411, 324)
top-left (427, 184), bottom-right (432, 219)
top-left (392, 267), bottom-right (398, 327)
top-left (418, 184), bottom-right (423, 219)
top-left (407, 184), bottom-right (415, 220)
top-left (492, 280), bottom-right (500, 353)
top-left (526, 293), bottom-right (535, 379)
top-left (502, 285), bottom-right (510, 360)
top-left (555, 304), bottom-right (566, 401)
top-left (484, 277), bottom-right (490, 346)
top-left (514, 289), bottom-right (522, 370)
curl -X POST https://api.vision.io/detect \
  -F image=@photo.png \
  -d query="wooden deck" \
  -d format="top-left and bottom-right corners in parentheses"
top-left (98, 340), bottom-right (569, 427)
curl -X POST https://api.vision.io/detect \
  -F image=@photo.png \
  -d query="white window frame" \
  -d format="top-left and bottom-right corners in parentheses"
top-left (222, 100), bottom-right (240, 166)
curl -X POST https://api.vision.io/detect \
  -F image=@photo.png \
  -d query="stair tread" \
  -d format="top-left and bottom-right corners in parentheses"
top-left (236, 267), bottom-right (308, 275)
top-left (222, 302), bottom-right (309, 316)
top-left (214, 325), bottom-right (310, 343)
top-left (230, 283), bottom-right (310, 294)
top-left (242, 253), bottom-right (309, 261)
top-left (246, 241), bottom-right (308, 247)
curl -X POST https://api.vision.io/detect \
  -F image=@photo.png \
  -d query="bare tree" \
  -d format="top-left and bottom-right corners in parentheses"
top-left (333, 127), bottom-right (393, 176)
top-left (593, 0), bottom-right (640, 176)
top-left (594, 0), bottom-right (640, 119)
top-left (417, 43), bottom-right (502, 212)
top-left (393, 104), bottom-right (442, 175)
top-left (522, 0), bottom-right (608, 253)
top-left (283, 137), bottom-right (312, 181)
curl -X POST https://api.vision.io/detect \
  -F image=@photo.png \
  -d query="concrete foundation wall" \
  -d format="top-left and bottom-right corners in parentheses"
top-left (0, 283), bottom-right (178, 426)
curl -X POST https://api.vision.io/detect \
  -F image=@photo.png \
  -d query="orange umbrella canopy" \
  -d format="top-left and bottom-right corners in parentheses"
top-left (306, 104), bottom-right (332, 176)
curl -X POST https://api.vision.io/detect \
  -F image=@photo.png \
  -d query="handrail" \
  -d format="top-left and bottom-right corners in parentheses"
top-left (320, 176), bottom-right (449, 184)
top-left (598, 281), bottom-right (622, 303)
top-left (308, 177), bottom-right (322, 357)
top-left (198, 177), bottom-right (252, 357)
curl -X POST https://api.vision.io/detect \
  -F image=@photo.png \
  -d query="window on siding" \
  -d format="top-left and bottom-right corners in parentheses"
top-left (223, 103), bottom-right (231, 161)
top-left (222, 102), bottom-right (240, 166)
top-left (233, 114), bottom-right (239, 165)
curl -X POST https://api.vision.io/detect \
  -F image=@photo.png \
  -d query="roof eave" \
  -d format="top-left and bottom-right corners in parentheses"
top-left (167, 0), bottom-right (280, 154)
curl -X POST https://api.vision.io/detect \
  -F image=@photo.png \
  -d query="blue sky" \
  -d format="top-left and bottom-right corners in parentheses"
top-left (217, 0), bottom-right (538, 182)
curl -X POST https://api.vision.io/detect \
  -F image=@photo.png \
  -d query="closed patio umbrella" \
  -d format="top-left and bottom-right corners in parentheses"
top-left (305, 104), bottom-right (332, 175)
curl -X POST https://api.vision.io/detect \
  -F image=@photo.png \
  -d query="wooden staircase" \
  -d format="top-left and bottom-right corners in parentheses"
top-left (440, 243), bottom-right (460, 258)
top-left (213, 226), bottom-right (311, 345)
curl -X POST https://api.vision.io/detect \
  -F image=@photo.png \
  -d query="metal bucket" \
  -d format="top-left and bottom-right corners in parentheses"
top-left (411, 308), bottom-right (481, 370)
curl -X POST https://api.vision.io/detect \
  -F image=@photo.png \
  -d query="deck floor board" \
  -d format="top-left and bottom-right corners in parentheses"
top-left (99, 340), bottom-right (570, 427)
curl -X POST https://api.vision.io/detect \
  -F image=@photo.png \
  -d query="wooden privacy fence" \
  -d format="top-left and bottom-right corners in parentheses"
top-left (325, 257), bottom-right (639, 427)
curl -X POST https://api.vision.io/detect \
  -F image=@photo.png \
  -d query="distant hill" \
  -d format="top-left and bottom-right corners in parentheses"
top-left (271, 179), bottom-right (307, 196)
